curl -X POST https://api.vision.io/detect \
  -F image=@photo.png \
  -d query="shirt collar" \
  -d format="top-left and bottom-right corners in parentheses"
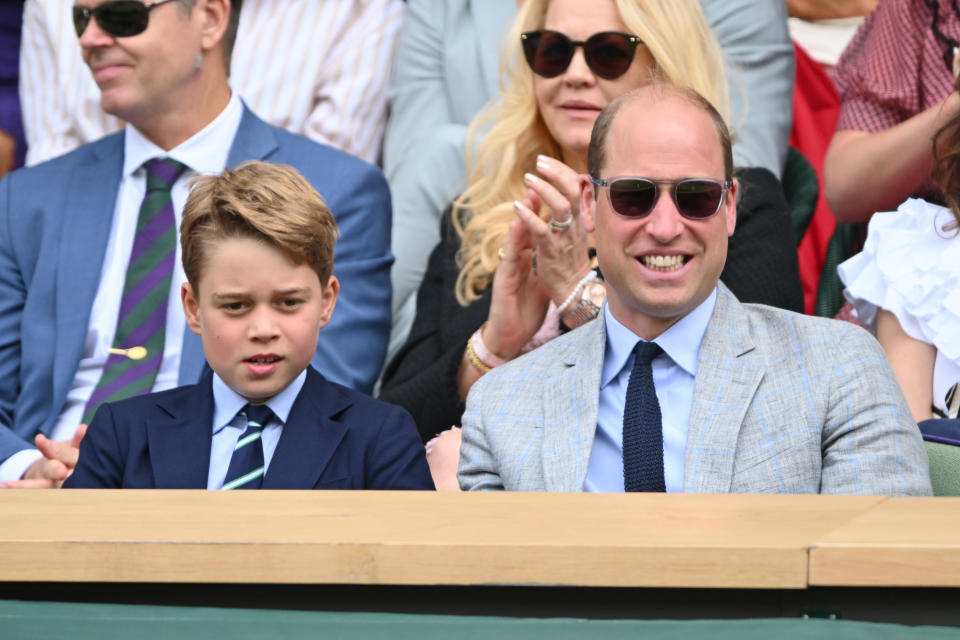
top-left (211, 368), bottom-right (308, 434)
top-left (122, 90), bottom-right (244, 178)
top-left (601, 288), bottom-right (718, 388)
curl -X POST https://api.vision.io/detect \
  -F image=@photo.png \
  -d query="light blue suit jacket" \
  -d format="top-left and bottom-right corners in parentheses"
top-left (459, 286), bottom-right (932, 496)
top-left (0, 106), bottom-right (393, 464)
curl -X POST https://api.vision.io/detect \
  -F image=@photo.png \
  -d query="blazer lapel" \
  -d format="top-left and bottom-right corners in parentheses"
top-left (541, 318), bottom-right (605, 492)
top-left (147, 375), bottom-right (215, 488)
top-left (225, 103), bottom-right (279, 167)
top-left (262, 368), bottom-right (350, 489)
top-left (53, 135), bottom-right (124, 409)
top-left (684, 286), bottom-right (763, 493)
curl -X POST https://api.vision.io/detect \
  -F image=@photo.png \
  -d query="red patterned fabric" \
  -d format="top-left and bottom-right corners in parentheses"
top-left (834, 0), bottom-right (958, 134)
top-left (791, 43), bottom-right (841, 314)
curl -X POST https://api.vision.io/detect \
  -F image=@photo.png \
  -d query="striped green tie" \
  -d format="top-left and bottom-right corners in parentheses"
top-left (222, 404), bottom-right (275, 490)
top-left (83, 158), bottom-right (188, 424)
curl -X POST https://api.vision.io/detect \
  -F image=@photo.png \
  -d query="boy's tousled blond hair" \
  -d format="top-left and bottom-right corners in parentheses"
top-left (181, 161), bottom-right (338, 288)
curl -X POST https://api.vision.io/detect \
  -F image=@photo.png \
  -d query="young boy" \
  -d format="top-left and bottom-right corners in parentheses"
top-left (65, 162), bottom-right (433, 490)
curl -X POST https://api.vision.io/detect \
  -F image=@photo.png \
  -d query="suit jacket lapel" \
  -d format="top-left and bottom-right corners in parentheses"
top-left (225, 104), bottom-right (279, 167)
top-left (177, 104), bottom-right (279, 385)
top-left (53, 135), bottom-right (125, 408)
top-left (684, 286), bottom-right (763, 493)
top-left (148, 374), bottom-right (215, 488)
top-left (541, 318), bottom-right (605, 492)
top-left (262, 368), bottom-right (350, 489)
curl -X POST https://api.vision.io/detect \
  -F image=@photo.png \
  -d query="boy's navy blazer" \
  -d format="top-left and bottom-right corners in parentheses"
top-left (65, 367), bottom-right (434, 490)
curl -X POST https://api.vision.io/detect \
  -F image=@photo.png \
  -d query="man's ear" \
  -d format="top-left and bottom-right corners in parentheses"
top-left (724, 177), bottom-right (738, 238)
top-left (579, 175), bottom-right (597, 232)
top-left (317, 275), bottom-right (340, 330)
top-left (181, 283), bottom-right (203, 336)
top-left (197, 0), bottom-right (230, 55)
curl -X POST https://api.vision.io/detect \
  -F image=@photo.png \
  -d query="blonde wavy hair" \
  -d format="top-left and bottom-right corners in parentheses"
top-left (453, 0), bottom-right (730, 305)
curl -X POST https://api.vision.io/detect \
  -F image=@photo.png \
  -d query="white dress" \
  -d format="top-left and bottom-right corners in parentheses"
top-left (839, 198), bottom-right (960, 417)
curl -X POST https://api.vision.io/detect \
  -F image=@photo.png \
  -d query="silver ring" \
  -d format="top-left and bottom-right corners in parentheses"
top-left (548, 216), bottom-right (573, 232)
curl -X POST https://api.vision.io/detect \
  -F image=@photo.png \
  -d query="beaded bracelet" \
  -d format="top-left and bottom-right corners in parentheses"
top-left (556, 270), bottom-right (597, 316)
top-left (472, 323), bottom-right (509, 368)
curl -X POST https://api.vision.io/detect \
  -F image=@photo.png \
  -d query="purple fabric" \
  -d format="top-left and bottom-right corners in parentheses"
top-left (0, 1), bottom-right (25, 168)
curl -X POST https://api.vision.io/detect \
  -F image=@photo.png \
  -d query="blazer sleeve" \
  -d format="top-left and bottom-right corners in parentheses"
top-left (365, 405), bottom-right (435, 490)
top-left (309, 157), bottom-right (393, 396)
top-left (0, 174), bottom-right (30, 462)
top-left (721, 167), bottom-right (804, 313)
top-left (379, 208), bottom-right (490, 441)
top-left (62, 403), bottom-right (125, 489)
top-left (819, 324), bottom-right (932, 496)
top-left (382, 0), bottom-right (473, 323)
top-left (458, 374), bottom-right (506, 491)
top-left (700, 0), bottom-right (793, 177)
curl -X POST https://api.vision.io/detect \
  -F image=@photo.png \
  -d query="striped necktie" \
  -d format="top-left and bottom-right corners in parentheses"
top-left (222, 404), bottom-right (275, 490)
top-left (622, 341), bottom-right (666, 492)
top-left (83, 158), bottom-right (187, 424)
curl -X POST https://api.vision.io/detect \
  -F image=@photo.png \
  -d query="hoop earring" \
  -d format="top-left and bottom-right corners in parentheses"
top-left (194, 52), bottom-right (203, 71)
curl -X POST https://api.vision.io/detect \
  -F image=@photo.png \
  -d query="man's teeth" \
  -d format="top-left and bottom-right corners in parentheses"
top-left (642, 255), bottom-right (686, 271)
top-left (248, 357), bottom-right (278, 364)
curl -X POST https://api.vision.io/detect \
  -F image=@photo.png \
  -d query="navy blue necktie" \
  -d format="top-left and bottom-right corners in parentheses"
top-left (222, 404), bottom-right (275, 490)
top-left (622, 341), bottom-right (666, 492)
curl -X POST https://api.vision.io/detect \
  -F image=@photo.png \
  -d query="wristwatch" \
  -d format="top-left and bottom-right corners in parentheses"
top-left (561, 277), bottom-right (605, 328)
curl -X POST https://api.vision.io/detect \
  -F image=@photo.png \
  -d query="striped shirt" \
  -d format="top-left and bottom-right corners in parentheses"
top-left (18, 0), bottom-right (403, 165)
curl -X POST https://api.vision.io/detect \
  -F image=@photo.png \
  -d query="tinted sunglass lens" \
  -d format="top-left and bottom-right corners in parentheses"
top-left (675, 180), bottom-right (723, 219)
top-left (522, 31), bottom-right (572, 78)
top-left (585, 34), bottom-right (634, 79)
top-left (72, 8), bottom-right (92, 37)
top-left (99, 2), bottom-right (150, 37)
top-left (610, 179), bottom-right (657, 218)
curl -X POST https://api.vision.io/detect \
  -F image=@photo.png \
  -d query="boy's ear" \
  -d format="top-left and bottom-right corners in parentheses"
top-left (317, 275), bottom-right (339, 330)
top-left (181, 283), bottom-right (203, 336)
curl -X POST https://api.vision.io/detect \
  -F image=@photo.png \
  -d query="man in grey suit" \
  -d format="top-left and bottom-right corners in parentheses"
top-left (458, 84), bottom-right (932, 495)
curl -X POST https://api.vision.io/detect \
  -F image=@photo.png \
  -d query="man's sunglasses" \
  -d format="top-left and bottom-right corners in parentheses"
top-left (590, 176), bottom-right (732, 220)
top-left (73, 0), bottom-right (176, 38)
top-left (521, 30), bottom-right (642, 80)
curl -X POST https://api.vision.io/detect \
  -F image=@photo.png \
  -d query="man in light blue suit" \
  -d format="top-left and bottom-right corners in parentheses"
top-left (0, 0), bottom-right (392, 485)
top-left (459, 84), bottom-right (931, 496)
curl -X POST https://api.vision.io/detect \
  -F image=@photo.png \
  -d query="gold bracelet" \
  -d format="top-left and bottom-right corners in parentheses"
top-left (465, 333), bottom-right (492, 374)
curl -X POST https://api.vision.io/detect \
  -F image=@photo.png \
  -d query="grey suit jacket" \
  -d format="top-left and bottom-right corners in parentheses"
top-left (459, 286), bottom-right (932, 495)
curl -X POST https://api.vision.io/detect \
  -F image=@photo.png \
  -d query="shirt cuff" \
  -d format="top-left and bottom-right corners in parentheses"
top-left (0, 449), bottom-right (43, 482)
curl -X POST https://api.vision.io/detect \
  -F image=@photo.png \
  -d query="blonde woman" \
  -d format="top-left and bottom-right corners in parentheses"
top-left (380, 0), bottom-right (802, 483)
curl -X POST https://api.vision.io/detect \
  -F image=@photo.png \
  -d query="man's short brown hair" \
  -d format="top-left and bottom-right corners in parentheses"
top-left (588, 83), bottom-right (733, 181)
top-left (181, 161), bottom-right (338, 290)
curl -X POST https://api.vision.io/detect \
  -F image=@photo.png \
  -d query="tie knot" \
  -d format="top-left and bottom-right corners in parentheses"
top-left (632, 341), bottom-right (662, 366)
top-left (241, 403), bottom-right (275, 429)
top-left (144, 157), bottom-right (188, 192)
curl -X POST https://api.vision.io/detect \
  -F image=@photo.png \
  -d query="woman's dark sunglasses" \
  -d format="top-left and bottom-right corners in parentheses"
top-left (590, 176), bottom-right (732, 220)
top-left (521, 30), bottom-right (642, 80)
top-left (73, 0), bottom-right (176, 38)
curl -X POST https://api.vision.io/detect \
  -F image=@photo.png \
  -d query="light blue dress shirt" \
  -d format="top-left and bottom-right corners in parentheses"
top-left (206, 369), bottom-right (307, 489)
top-left (584, 289), bottom-right (717, 493)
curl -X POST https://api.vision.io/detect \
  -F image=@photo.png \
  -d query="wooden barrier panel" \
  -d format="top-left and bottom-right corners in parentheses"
top-left (809, 497), bottom-right (960, 587)
top-left (0, 491), bottom-right (883, 588)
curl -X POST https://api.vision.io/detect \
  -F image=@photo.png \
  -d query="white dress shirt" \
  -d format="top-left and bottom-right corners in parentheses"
top-left (19, 0), bottom-right (403, 165)
top-left (207, 369), bottom-right (306, 490)
top-left (0, 93), bottom-right (243, 482)
top-left (584, 290), bottom-right (717, 493)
